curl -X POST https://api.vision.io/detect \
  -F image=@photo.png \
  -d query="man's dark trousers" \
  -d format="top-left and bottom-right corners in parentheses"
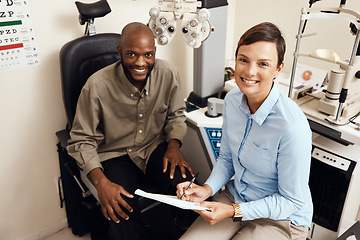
top-left (102, 142), bottom-right (194, 240)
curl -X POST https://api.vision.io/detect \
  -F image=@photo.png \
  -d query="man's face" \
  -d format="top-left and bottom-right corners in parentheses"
top-left (118, 34), bottom-right (156, 84)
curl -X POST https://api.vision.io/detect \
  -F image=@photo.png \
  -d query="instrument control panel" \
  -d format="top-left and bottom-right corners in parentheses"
top-left (204, 127), bottom-right (222, 160)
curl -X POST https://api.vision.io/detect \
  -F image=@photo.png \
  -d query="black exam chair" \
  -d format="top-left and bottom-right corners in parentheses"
top-left (56, 0), bottom-right (120, 236)
top-left (56, 0), bottom-right (163, 237)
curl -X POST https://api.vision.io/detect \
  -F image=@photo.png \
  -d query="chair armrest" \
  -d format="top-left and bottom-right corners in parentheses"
top-left (56, 128), bottom-right (70, 149)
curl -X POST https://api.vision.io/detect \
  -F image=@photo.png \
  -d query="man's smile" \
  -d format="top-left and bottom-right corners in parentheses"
top-left (132, 67), bottom-right (147, 73)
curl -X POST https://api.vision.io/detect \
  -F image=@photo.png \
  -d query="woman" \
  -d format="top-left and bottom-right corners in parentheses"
top-left (177, 22), bottom-right (313, 240)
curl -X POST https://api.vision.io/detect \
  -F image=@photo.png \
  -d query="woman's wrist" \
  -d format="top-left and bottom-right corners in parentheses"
top-left (202, 184), bottom-right (213, 198)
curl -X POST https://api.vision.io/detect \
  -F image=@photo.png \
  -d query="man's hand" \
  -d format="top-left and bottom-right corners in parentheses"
top-left (163, 139), bottom-right (194, 179)
top-left (89, 168), bottom-right (134, 223)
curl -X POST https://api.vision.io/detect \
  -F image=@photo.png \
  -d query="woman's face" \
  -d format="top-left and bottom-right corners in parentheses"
top-left (234, 41), bottom-right (283, 104)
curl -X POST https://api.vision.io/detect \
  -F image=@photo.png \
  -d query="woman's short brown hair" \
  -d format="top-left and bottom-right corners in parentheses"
top-left (235, 22), bottom-right (286, 68)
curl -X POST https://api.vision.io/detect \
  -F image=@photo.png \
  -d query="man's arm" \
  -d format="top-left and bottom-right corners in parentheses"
top-left (162, 69), bottom-right (194, 179)
top-left (67, 87), bottom-right (104, 176)
top-left (67, 87), bottom-right (134, 222)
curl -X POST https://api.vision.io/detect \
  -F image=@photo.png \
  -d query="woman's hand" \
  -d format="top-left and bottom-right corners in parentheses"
top-left (194, 201), bottom-right (235, 225)
top-left (176, 183), bottom-right (212, 203)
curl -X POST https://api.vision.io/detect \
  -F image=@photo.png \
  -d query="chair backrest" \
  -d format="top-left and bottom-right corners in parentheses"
top-left (59, 33), bottom-right (121, 128)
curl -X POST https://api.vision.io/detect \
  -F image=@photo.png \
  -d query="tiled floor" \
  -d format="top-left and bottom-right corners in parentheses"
top-left (44, 227), bottom-right (91, 240)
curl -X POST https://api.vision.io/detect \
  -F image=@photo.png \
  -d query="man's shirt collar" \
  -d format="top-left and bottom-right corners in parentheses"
top-left (118, 62), bottom-right (151, 97)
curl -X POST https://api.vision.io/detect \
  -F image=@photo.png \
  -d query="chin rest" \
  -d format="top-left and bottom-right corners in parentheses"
top-left (76, 0), bottom-right (111, 25)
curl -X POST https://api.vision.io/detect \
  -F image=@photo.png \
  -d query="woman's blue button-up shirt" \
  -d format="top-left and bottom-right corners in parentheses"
top-left (205, 84), bottom-right (313, 228)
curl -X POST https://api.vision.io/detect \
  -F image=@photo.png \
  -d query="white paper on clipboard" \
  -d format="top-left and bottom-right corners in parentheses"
top-left (135, 189), bottom-right (210, 211)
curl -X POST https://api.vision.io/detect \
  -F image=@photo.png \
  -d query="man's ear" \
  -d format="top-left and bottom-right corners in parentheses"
top-left (116, 45), bottom-right (121, 56)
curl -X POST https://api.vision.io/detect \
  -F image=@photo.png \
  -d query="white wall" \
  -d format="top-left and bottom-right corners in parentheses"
top-left (232, 0), bottom-right (360, 75)
top-left (1, 0), bottom-right (359, 239)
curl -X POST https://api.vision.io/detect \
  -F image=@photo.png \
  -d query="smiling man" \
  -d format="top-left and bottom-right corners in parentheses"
top-left (67, 22), bottom-right (195, 240)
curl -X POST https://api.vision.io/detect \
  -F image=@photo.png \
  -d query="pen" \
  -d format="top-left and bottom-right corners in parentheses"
top-left (180, 172), bottom-right (199, 199)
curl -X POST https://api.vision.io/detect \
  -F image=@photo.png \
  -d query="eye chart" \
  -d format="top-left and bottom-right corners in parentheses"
top-left (0, 0), bottom-right (40, 71)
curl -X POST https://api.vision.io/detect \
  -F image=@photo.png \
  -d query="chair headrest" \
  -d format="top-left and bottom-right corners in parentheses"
top-left (59, 33), bottom-right (121, 128)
